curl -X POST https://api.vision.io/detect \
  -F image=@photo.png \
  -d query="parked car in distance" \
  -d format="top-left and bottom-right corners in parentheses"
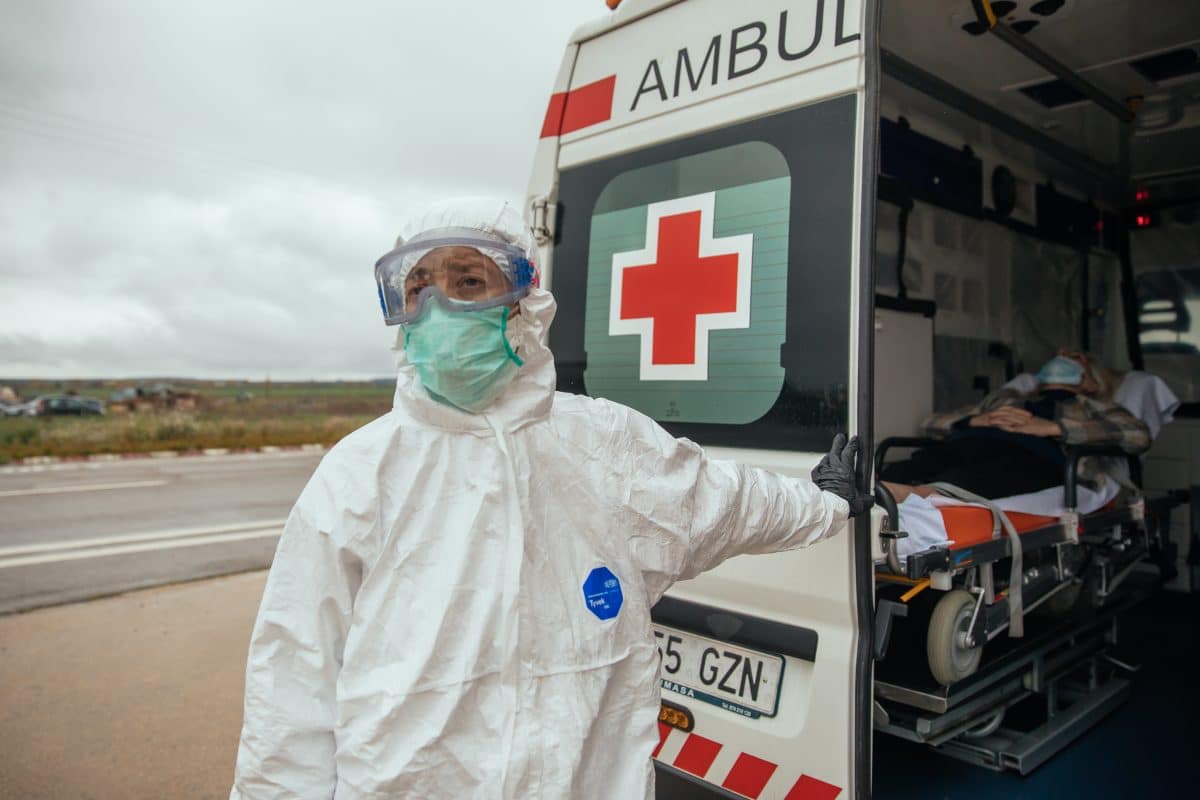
top-left (31, 396), bottom-right (105, 416)
top-left (1, 399), bottom-right (38, 416)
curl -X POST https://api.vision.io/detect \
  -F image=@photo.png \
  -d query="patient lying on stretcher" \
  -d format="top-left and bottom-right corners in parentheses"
top-left (881, 351), bottom-right (1151, 504)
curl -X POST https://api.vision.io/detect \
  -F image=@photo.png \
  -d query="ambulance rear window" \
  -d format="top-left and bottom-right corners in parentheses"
top-left (551, 96), bottom-right (857, 451)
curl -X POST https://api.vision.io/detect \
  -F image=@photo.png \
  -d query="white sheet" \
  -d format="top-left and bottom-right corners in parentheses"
top-left (1113, 371), bottom-right (1179, 439)
top-left (891, 480), bottom-right (1121, 561)
top-left (894, 494), bottom-right (950, 560)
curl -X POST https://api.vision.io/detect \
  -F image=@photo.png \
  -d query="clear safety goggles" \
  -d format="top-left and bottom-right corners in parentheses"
top-left (374, 230), bottom-right (537, 326)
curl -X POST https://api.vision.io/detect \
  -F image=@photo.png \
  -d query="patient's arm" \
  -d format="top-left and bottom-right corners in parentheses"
top-left (920, 388), bottom-right (1028, 439)
top-left (922, 402), bottom-right (983, 438)
top-left (1058, 398), bottom-right (1152, 455)
top-left (880, 481), bottom-right (943, 503)
top-left (985, 411), bottom-right (1062, 438)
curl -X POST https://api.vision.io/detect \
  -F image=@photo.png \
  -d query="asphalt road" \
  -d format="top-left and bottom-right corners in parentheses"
top-left (0, 571), bottom-right (266, 800)
top-left (0, 451), bottom-right (322, 614)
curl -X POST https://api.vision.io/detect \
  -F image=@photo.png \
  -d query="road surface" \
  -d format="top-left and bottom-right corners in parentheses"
top-left (0, 571), bottom-right (266, 800)
top-left (0, 451), bottom-right (321, 614)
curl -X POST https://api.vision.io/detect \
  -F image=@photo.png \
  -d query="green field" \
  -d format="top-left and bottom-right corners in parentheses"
top-left (0, 379), bottom-right (395, 464)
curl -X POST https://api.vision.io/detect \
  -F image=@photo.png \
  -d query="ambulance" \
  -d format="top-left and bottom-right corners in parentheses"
top-left (525, 1), bottom-right (1200, 797)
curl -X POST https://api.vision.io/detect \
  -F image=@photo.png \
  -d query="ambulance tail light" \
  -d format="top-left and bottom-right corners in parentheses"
top-left (659, 700), bottom-right (694, 733)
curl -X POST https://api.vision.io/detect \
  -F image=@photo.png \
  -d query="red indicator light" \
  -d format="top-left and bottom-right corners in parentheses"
top-left (1135, 189), bottom-right (1150, 203)
top-left (1135, 214), bottom-right (1152, 228)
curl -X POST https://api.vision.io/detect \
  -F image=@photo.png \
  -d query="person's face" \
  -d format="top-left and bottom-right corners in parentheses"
top-left (1054, 348), bottom-right (1098, 394)
top-left (403, 246), bottom-right (513, 313)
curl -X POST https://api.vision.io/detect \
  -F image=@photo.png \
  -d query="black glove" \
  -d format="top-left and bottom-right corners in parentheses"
top-left (811, 433), bottom-right (872, 517)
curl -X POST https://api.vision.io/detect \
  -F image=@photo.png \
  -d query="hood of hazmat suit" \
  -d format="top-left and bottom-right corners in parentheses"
top-left (231, 200), bottom-right (850, 800)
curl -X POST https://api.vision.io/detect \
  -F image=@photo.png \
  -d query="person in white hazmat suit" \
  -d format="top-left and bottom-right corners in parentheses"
top-left (230, 197), bottom-right (870, 799)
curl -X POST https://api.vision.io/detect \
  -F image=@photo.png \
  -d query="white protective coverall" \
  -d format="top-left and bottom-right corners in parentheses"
top-left (231, 288), bottom-right (849, 799)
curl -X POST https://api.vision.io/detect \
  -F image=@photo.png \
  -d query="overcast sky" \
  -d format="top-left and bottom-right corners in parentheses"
top-left (0, 0), bottom-right (600, 380)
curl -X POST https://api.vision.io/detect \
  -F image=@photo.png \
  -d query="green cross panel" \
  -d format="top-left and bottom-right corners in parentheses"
top-left (583, 174), bottom-right (791, 425)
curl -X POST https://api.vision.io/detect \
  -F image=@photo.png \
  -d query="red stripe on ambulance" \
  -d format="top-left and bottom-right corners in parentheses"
top-left (657, 728), bottom-right (842, 799)
top-left (673, 732), bottom-right (723, 776)
top-left (652, 721), bottom-right (672, 758)
top-left (783, 774), bottom-right (842, 800)
top-left (539, 75), bottom-right (617, 138)
top-left (721, 752), bottom-right (777, 798)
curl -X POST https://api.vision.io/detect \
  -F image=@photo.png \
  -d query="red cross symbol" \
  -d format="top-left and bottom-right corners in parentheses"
top-left (609, 192), bottom-right (753, 381)
top-left (619, 211), bottom-right (739, 364)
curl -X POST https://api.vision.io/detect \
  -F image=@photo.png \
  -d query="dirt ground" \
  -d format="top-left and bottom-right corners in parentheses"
top-left (0, 572), bottom-right (267, 800)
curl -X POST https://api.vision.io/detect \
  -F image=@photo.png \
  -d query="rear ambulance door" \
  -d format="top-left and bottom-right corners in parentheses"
top-left (528, 1), bottom-right (879, 797)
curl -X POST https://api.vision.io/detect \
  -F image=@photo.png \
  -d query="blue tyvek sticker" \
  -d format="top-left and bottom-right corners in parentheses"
top-left (582, 566), bottom-right (623, 620)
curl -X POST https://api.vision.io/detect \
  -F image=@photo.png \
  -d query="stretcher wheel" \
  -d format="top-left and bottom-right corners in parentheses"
top-left (927, 590), bottom-right (983, 686)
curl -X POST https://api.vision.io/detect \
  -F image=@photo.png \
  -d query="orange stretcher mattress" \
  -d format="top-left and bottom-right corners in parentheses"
top-left (939, 507), bottom-right (1058, 549)
top-left (938, 495), bottom-right (1123, 550)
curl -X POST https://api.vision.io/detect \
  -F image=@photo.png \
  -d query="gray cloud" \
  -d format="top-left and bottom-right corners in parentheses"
top-left (0, 0), bottom-right (597, 379)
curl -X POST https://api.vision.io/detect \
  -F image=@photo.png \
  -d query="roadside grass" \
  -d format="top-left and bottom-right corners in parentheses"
top-left (0, 413), bottom-right (384, 464)
top-left (0, 382), bottom-right (396, 464)
top-left (5, 379), bottom-right (393, 403)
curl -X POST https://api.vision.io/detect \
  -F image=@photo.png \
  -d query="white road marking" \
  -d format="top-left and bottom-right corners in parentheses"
top-left (0, 448), bottom-right (324, 476)
top-left (0, 526), bottom-right (282, 569)
top-left (0, 479), bottom-right (168, 498)
top-left (0, 519), bottom-right (287, 558)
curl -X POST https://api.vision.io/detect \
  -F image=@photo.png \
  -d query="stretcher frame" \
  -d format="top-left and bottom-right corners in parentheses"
top-left (874, 588), bottom-right (1144, 774)
top-left (868, 437), bottom-right (1184, 773)
top-left (873, 438), bottom-right (1177, 639)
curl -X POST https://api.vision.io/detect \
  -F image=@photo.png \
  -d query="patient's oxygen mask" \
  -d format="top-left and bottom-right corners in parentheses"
top-left (1036, 355), bottom-right (1085, 386)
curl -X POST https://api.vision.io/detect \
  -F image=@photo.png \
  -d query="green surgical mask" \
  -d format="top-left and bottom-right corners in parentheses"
top-left (403, 302), bottom-right (523, 413)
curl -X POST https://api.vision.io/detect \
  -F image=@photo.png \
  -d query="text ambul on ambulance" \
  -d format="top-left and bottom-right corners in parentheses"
top-left (525, 0), bottom-right (1197, 798)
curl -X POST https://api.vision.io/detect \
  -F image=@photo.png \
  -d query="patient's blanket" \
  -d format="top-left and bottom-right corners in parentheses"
top-left (893, 480), bottom-right (1121, 560)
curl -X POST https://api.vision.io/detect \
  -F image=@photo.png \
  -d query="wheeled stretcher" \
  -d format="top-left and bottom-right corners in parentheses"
top-left (869, 437), bottom-right (1185, 773)
top-left (872, 437), bottom-right (1182, 685)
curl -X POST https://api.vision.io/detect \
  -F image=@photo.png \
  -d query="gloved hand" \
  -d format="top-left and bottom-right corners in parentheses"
top-left (811, 433), bottom-right (873, 517)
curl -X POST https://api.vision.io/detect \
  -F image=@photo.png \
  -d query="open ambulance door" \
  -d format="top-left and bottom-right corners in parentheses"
top-left (527, 1), bottom-right (880, 797)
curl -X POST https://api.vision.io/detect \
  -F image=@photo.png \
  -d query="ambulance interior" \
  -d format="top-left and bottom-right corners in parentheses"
top-left (868, 0), bottom-right (1200, 776)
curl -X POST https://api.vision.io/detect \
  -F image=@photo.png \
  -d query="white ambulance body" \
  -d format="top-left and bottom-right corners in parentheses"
top-left (526, 1), bottom-right (1200, 797)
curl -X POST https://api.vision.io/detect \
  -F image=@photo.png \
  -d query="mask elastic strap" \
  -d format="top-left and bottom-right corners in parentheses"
top-left (499, 312), bottom-right (524, 367)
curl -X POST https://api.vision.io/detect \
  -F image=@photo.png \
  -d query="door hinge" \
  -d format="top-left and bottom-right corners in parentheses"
top-left (530, 196), bottom-right (555, 246)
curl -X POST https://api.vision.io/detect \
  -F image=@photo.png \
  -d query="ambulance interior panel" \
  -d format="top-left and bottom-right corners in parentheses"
top-left (1131, 203), bottom-right (1200, 406)
top-left (868, 0), bottom-right (1196, 776)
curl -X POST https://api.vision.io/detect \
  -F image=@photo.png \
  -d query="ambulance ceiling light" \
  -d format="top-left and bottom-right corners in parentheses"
top-left (956, 0), bottom-right (1072, 38)
top-left (1030, 0), bottom-right (1066, 14)
top-left (1021, 79), bottom-right (1087, 109)
top-left (1129, 48), bottom-right (1200, 84)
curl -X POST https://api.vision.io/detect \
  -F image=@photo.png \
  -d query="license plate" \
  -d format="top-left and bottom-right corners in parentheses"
top-left (652, 624), bottom-right (784, 719)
